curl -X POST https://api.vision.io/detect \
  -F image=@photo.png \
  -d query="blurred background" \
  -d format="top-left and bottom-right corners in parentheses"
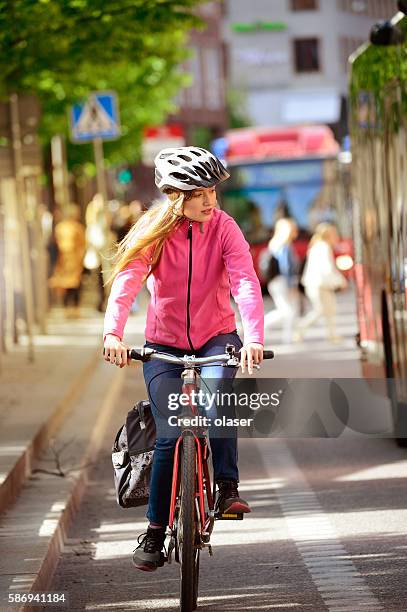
top-left (0, 0), bottom-right (403, 367)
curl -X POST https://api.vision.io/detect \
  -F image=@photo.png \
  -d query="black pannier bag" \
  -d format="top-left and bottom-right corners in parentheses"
top-left (259, 249), bottom-right (280, 283)
top-left (111, 400), bottom-right (156, 508)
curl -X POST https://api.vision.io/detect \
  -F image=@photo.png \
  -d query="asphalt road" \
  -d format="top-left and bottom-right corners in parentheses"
top-left (49, 289), bottom-right (407, 611)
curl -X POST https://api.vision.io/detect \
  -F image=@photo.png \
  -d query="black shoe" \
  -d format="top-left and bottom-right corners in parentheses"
top-left (132, 527), bottom-right (167, 572)
top-left (215, 480), bottom-right (251, 514)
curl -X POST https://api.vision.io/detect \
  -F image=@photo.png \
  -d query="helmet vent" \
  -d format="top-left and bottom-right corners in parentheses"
top-left (181, 166), bottom-right (199, 176)
top-left (169, 172), bottom-right (190, 181)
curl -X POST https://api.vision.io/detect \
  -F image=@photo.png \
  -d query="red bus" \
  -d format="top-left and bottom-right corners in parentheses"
top-left (216, 125), bottom-right (354, 283)
top-left (349, 12), bottom-right (407, 444)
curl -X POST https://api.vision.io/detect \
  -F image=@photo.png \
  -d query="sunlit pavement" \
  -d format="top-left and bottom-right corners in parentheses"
top-left (260, 285), bottom-right (362, 378)
top-left (48, 286), bottom-right (407, 610)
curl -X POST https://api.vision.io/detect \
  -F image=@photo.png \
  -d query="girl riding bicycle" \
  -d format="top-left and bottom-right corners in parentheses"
top-left (103, 147), bottom-right (264, 571)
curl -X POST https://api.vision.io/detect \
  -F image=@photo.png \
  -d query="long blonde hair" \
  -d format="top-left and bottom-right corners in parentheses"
top-left (309, 222), bottom-right (338, 248)
top-left (269, 218), bottom-right (298, 251)
top-left (105, 190), bottom-right (194, 287)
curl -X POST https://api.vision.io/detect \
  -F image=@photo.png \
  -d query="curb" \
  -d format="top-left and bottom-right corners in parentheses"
top-left (0, 347), bottom-right (100, 517)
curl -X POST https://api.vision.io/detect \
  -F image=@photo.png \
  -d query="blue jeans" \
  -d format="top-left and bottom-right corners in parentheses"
top-left (143, 331), bottom-right (243, 527)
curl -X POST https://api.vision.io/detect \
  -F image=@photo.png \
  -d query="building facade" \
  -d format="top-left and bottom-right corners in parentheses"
top-left (225, 0), bottom-right (398, 137)
top-left (129, 2), bottom-right (228, 203)
top-left (173, 1), bottom-right (228, 143)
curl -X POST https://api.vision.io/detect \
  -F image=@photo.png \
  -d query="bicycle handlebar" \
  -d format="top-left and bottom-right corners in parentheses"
top-left (126, 346), bottom-right (274, 366)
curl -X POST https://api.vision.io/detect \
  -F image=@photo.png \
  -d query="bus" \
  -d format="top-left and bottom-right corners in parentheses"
top-left (349, 9), bottom-right (407, 443)
top-left (216, 125), bottom-right (353, 283)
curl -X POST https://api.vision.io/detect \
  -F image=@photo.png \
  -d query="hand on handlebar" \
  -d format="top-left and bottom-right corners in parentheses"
top-left (239, 343), bottom-right (264, 375)
top-left (103, 334), bottom-right (130, 368)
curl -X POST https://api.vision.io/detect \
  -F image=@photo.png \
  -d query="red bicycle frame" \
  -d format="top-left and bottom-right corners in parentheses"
top-left (168, 376), bottom-right (215, 539)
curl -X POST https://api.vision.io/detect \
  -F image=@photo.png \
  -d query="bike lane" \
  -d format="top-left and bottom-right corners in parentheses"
top-left (48, 366), bottom-right (328, 611)
top-left (275, 437), bottom-right (407, 612)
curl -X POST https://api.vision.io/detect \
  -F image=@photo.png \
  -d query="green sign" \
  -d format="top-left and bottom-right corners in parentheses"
top-left (232, 21), bottom-right (287, 33)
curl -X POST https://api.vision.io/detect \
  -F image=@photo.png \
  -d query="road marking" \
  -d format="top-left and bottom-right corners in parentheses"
top-left (257, 440), bottom-right (383, 611)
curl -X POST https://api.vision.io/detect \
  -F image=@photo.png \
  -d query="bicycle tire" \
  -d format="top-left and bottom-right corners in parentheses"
top-left (178, 433), bottom-right (199, 611)
top-left (192, 548), bottom-right (200, 610)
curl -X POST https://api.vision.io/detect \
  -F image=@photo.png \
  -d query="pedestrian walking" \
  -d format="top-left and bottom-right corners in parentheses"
top-left (48, 204), bottom-right (86, 318)
top-left (84, 193), bottom-right (114, 312)
top-left (103, 146), bottom-right (264, 572)
top-left (38, 204), bottom-right (60, 280)
top-left (262, 217), bottom-right (299, 343)
top-left (295, 222), bottom-right (348, 343)
top-left (112, 204), bottom-right (133, 243)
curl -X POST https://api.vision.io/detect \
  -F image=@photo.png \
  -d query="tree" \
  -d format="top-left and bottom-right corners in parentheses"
top-left (0, 0), bottom-right (205, 167)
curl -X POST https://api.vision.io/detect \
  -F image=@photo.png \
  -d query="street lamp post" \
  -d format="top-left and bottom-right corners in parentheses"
top-left (9, 92), bottom-right (35, 362)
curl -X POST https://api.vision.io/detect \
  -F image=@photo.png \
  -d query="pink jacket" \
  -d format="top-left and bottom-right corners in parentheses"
top-left (103, 208), bottom-right (264, 350)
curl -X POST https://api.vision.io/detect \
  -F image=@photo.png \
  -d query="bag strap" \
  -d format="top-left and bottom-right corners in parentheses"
top-left (134, 400), bottom-right (151, 430)
top-left (112, 424), bottom-right (125, 452)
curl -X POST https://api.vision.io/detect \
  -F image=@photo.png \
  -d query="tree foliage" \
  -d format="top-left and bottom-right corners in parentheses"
top-left (0, 0), bottom-right (205, 168)
top-left (350, 14), bottom-right (407, 135)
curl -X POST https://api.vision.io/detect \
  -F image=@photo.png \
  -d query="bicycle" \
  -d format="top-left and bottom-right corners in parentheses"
top-left (128, 343), bottom-right (274, 611)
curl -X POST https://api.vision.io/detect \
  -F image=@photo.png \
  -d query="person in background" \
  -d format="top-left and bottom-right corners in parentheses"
top-left (273, 198), bottom-right (292, 225)
top-left (295, 222), bottom-right (347, 343)
top-left (112, 205), bottom-right (133, 243)
top-left (48, 204), bottom-right (86, 318)
top-left (84, 193), bottom-right (114, 312)
top-left (38, 204), bottom-right (61, 281)
top-left (263, 217), bottom-right (299, 344)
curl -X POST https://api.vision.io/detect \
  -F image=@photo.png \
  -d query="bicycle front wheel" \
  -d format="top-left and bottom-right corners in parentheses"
top-left (178, 432), bottom-right (199, 611)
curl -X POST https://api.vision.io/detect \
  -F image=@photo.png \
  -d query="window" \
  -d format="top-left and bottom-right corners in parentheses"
top-left (291, 0), bottom-right (318, 10)
top-left (293, 38), bottom-right (320, 72)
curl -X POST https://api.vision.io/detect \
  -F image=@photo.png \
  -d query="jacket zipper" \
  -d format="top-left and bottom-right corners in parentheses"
top-left (186, 220), bottom-right (195, 350)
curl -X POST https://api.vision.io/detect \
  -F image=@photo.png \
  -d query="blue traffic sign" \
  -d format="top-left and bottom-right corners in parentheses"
top-left (70, 91), bottom-right (121, 142)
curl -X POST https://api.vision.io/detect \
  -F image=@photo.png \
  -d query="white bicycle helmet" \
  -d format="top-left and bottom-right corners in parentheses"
top-left (154, 146), bottom-right (230, 192)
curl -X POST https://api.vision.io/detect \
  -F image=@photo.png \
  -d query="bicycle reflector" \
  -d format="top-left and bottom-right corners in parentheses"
top-left (215, 512), bottom-right (244, 521)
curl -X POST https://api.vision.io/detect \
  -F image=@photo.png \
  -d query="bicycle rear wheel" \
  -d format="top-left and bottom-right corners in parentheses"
top-left (178, 433), bottom-right (199, 611)
top-left (192, 548), bottom-right (200, 610)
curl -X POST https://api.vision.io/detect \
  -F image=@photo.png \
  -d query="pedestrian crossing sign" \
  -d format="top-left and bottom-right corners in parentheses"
top-left (70, 91), bottom-right (121, 142)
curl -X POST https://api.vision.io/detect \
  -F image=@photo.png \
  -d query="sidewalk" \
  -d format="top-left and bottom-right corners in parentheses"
top-left (0, 307), bottom-right (102, 514)
top-left (0, 305), bottom-right (149, 513)
top-left (0, 306), bottom-right (147, 610)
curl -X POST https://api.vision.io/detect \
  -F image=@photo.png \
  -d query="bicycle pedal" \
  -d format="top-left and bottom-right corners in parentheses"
top-left (215, 512), bottom-right (244, 520)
